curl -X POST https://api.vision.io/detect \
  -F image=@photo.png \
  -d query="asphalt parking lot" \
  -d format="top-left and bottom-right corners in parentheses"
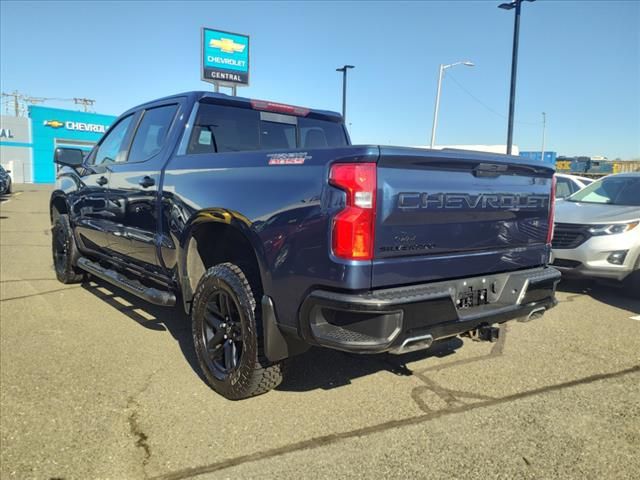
top-left (1, 184), bottom-right (639, 479)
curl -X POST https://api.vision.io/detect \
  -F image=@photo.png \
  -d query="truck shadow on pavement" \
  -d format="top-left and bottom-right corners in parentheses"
top-left (80, 279), bottom-right (208, 384)
top-left (80, 277), bottom-right (472, 393)
top-left (557, 278), bottom-right (640, 314)
top-left (279, 337), bottom-right (465, 392)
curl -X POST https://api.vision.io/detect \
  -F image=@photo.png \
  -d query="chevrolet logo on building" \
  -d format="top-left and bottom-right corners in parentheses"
top-left (209, 37), bottom-right (246, 54)
top-left (43, 120), bottom-right (64, 128)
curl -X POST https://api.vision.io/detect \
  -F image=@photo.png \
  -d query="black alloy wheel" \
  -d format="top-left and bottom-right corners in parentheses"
top-left (200, 289), bottom-right (244, 378)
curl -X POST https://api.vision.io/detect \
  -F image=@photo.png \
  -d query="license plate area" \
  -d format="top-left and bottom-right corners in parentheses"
top-left (455, 285), bottom-right (489, 309)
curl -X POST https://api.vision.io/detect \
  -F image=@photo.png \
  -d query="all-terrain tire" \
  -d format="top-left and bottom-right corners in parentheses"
top-left (51, 213), bottom-right (84, 284)
top-left (192, 263), bottom-right (283, 400)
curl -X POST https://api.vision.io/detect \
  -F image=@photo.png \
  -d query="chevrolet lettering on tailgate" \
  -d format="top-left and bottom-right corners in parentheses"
top-left (397, 192), bottom-right (549, 210)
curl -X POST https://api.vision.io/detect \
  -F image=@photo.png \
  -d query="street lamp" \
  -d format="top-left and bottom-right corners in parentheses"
top-left (498, 0), bottom-right (536, 155)
top-left (430, 60), bottom-right (475, 148)
top-left (540, 111), bottom-right (546, 162)
top-left (336, 65), bottom-right (355, 122)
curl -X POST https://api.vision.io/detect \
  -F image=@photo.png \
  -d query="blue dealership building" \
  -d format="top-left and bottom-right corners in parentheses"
top-left (0, 106), bottom-right (116, 183)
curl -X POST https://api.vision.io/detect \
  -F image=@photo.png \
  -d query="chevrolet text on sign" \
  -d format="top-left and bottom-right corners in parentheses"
top-left (202, 27), bottom-right (250, 86)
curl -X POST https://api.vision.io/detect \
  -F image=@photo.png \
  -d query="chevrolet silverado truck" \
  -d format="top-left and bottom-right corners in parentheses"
top-left (50, 91), bottom-right (560, 399)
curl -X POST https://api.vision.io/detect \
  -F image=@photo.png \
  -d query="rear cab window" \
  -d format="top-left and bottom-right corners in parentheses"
top-left (186, 102), bottom-right (347, 154)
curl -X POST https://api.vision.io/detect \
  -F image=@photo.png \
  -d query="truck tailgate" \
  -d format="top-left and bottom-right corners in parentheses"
top-left (373, 147), bottom-right (554, 288)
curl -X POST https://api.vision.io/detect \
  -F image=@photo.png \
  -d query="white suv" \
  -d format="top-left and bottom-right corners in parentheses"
top-left (551, 173), bottom-right (640, 295)
top-left (555, 173), bottom-right (593, 199)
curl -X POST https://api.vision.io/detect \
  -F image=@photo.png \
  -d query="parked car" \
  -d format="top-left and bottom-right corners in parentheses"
top-left (0, 165), bottom-right (12, 194)
top-left (555, 173), bottom-right (593, 199)
top-left (50, 91), bottom-right (560, 399)
top-left (551, 173), bottom-right (640, 295)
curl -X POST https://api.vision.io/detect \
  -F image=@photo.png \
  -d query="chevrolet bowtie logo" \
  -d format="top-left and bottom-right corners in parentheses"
top-left (209, 37), bottom-right (246, 54)
top-left (43, 120), bottom-right (64, 128)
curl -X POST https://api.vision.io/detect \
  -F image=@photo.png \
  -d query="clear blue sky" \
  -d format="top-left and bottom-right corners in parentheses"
top-left (1, 0), bottom-right (639, 159)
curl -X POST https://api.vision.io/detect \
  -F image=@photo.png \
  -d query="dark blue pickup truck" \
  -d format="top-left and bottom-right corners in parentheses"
top-left (50, 91), bottom-right (560, 399)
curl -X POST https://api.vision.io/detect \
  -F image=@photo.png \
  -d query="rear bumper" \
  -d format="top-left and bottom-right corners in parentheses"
top-left (298, 266), bottom-right (560, 354)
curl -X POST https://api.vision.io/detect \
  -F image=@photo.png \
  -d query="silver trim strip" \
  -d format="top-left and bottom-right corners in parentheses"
top-left (176, 103), bottom-right (199, 156)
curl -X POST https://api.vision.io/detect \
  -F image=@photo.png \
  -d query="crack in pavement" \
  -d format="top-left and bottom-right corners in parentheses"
top-left (150, 365), bottom-right (640, 480)
top-left (557, 293), bottom-right (586, 304)
top-left (415, 323), bottom-right (507, 375)
top-left (0, 243), bottom-right (51, 247)
top-left (128, 407), bottom-right (151, 473)
top-left (0, 278), bottom-right (57, 284)
top-left (0, 286), bottom-right (82, 303)
top-left (126, 370), bottom-right (161, 479)
top-left (410, 373), bottom-right (498, 413)
top-left (407, 323), bottom-right (507, 412)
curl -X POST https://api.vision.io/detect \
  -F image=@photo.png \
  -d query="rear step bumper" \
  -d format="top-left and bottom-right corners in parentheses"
top-left (77, 257), bottom-right (176, 307)
top-left (298, 266), bottom-right (560, 355)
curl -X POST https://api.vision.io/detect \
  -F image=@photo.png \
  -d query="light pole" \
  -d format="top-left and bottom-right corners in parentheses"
top-left (430, 61), bottom-right (474, 148)
top-left (336, 65), bottom-right (354, 122)
top-left (540, 111), bottom-right (546, 162)
top-left (499, 0), bottom-right (535, 155)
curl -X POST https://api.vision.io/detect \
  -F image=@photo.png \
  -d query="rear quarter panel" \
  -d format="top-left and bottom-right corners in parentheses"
top-left (161, 146), bottom-right (379, 328)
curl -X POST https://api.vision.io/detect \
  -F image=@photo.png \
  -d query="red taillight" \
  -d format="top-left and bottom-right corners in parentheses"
top-left (329, 163), bottom-right (377, 260)
top-left (250, 99), bottom-right (310, 117)
top-left (547, 175), bottom-right (556, 244)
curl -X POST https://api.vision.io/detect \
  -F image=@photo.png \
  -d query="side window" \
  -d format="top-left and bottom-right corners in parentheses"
top-left (127, 104), bottom-right (178, 163)
top-left (93, 115), bottom-right (134, 165)
top-left (299, 117), bottom-right (347, 148)
top-left (556, 178), bottom-right (573, 198)
top-left (188, 104), bottom-right (260, 154)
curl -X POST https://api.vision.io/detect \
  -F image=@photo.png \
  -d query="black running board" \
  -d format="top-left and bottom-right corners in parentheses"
top-left (77, 257), bottom-right (176, 307)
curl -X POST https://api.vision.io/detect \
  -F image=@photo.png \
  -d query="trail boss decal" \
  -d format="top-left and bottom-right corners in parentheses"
top-left (267, 152), bottom-right (311, 165)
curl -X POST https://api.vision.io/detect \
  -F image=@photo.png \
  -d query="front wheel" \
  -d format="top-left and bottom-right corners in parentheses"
top-left (191, 263), bottom-right (283, 400)
top-left (51, 213), bottom-right (84, 284)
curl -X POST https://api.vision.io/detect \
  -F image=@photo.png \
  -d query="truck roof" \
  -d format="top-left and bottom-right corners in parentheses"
top-left (125, 91), bottom-right (343, 123)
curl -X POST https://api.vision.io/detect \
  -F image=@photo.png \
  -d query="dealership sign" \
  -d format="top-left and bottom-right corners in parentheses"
top-left (201, 27), bottom-right (250, 86)
top-left (0, 128), bottom-right (14, 139)
top-left (43, 119), bottom-right (109, 133)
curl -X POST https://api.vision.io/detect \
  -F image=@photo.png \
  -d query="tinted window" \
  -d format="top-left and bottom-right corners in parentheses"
top-left (189, 104), bottom-right (259, 154)
top-left (261, 121), bottom-right (296, 149)
top-left (187, 103), bottom-right (347, 154)
top-left (556, 178), bottom-right (573, 198)
top-left (299, 117), bottom-right (347, 148)
top-left (94, 115), bottom-right (133, 165)
top-left (128, 104), bottom-right (178, 162)
top-left (568, 176), bottom-right (640, 206)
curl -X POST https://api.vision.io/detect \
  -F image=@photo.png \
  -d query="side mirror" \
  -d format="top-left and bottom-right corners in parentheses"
top-left (54, 148), bottom-right (84, 168)
top-left (5, 170), bottom-right (10, 174)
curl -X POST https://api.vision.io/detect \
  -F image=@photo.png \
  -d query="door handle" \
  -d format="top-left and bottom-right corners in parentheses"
top-left (96, 176), bottom-right (108, 186)
top-left (139, 176), bottom-right (155, 188)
